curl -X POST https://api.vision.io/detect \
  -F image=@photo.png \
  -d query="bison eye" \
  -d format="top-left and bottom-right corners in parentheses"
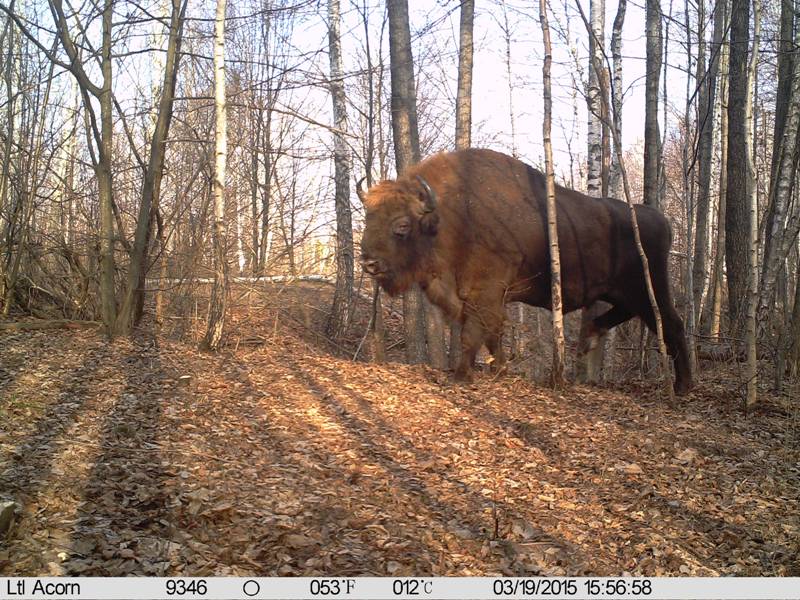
top-left (392, 217), bottom-right (411, 238)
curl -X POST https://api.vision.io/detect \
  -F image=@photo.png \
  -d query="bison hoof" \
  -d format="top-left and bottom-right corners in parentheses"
top-left (490, 362), bottom-right (508, 376)
top-left (453, 369), bottom-right (474, 384)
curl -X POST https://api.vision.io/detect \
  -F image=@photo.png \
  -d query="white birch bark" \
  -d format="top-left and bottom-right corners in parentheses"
top-left (745, 0), bottom-right (761, 407)
top-left (202, 0), bottom-right (229, 350)
top-left (577, 0), bottom-right (609, 384)
top-left (540, 0), bottom-right (566, 386)
top-left (710, 29), bottom-right (729, 340)
top-left (609, 0), bottom-right (626, 200)
top-left (586, 0), bottom-right (604, 197)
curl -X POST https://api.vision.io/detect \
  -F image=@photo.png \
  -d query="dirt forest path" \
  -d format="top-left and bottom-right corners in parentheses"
top-left (1, 326), bottom-right (798, 577)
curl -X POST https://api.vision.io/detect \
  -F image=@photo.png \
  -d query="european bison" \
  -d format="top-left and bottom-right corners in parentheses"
top-left (358, 148), bottom-right (692, 395)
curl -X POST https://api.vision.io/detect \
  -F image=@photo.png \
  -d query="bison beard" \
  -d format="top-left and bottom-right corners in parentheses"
top-left (359, 148), bottom-right (693, 395)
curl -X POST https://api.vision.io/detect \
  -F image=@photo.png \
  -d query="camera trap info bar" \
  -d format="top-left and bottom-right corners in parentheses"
top-left (2, 576), bottom-right (799, 599)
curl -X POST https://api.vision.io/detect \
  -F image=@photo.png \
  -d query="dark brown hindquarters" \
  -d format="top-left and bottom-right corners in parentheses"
top-left (595, 209), bottom-right (693, 395)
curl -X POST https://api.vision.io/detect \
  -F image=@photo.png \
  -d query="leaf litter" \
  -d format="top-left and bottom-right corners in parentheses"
top-left (1, 288), bottom-right (799, 577)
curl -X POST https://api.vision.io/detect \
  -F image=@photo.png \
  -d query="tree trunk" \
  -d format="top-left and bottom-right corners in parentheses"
top-left (454, 0), bottom-right (473, 151)
top-left (725, 0), bottom-right (752, 334)
top-left (586, 0), bottom-right (604, 198)
top-left (387, 0), bottom-right (439, 366)
top-left (761, 0), bottom-right (796, 279)
top-left (202, 0), bottom-right (229, 351)
top-left (0, 14), bottom-right (15, 310)
top-left (97, 0), bottom-right (117, 336)
top-left (500, 0), bottom-right (526, 363)
top-left (577, 0), bottom-right (609, 384)
top-left (117, 0), bottom-right (186, 334)
top-left (501, 0), bottom-right (518, 157)
top-left (325, 0), bottom-right (354, 342)
top-left (745, 0), bottom-right (761, 407)
top-left (609, 0), bottom-right (626, 200)
top-left (45, 0), bottom-right (119, 334)
top-left (540, 0), bottom-right (566, 387)
top-left (357, 0), bottom-right (385, 362)
top-left (759, 9), bottom-right (800, 323)
top-left (707, 23), bottom-right (729, 339)
top-left (682, 0), bottom-right (697, 374)
top-left (692, 0), bottom-right (724, 319)
top-left (788, 258), bottom-right (800, 378)
top-left (644, 0), bottom-right (662, 208)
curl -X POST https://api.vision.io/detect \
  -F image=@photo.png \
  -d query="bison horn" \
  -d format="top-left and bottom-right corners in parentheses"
top-left (356, 177), bottom-right (367, 204)
top-left (416, 176), bottom-right (437, 213)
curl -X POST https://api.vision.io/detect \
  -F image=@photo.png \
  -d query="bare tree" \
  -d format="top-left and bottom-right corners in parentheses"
top-left (540, 0), bottom-right (566, 386)
top-left (202, 0), bottom-right (229, 350)
top-left (386, 0), bottom-right (446, 368)
top-left (609, 0), bottom-right (626, 200)
top-left (325, 0), bottom-right (354, 341)
top-left (455, 0), bottom-right (474, 151)
top-left (497, 0), bottom-right (527, 362)
top-left (681, 0), bottom-right (697, 372)
top-left (692, 0), bottom-right (724, 319)
top-left (759, 6), bottom-right (800, 323)
top-left (745, 0), bottom-right (761, 406)
top-left (117, 0), bottom-right (187, 333)
top-left (725, 0), bottom-right (752, 332)
top-left (577, 0), bottom-right (610, 384)
top-left (354, 0), bottom-right (386, 362)
top-left (450, 0), bottom-right (474, 370)
top-left (644, 0), bottom-right (663, 208)
top-left (706, 4), bottom-right (730, 338)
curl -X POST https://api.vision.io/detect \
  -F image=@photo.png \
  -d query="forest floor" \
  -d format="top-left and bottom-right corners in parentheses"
top-left (1, 282), bottom-right (799, 577)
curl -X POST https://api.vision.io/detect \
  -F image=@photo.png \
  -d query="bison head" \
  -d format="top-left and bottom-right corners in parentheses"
top-left (358, 175), bottom-right (439, 296)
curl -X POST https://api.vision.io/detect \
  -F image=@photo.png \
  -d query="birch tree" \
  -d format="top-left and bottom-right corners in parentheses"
top-left (744, 0), bottom-right (761, 406)
top-left (692, 0), bottom-right (725, 319)
top-left (202, 0), bottom-right (229, 350)
top-left (682, 0), bottom-right (697, 372)
top-left (576, 0), bottom-right (611, 384)
top-left (586, 0), bottom-right (604, 199)
top-left (706, 7), bottom-right (730, 338)
top-left (609, 0), bottom-right (626, 201)
top-left (540, 0), bottom-right (566, 386)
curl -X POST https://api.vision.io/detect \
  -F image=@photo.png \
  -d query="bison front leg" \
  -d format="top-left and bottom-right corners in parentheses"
top-left (454, 300), bottom-right (506, 382)
top-left (454, 316), bottom-right (483, 382)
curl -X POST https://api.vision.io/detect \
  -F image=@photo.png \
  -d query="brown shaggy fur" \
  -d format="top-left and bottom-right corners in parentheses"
top-left (360, 148), bottom-right (692, 394)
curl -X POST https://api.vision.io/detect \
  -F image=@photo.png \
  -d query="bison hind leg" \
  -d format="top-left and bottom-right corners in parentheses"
top-left (635, 301), bottom-right (693, 395)
top-left (578, 304), bottom-right (634, 382)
